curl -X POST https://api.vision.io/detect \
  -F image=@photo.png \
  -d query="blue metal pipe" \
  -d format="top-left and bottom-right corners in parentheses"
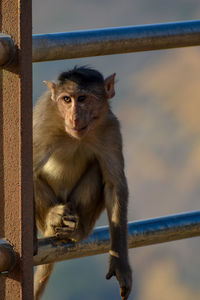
top-left (33, 20), bottom-right (200, 62)
top-left (34, 211), bottom-right (200, 266)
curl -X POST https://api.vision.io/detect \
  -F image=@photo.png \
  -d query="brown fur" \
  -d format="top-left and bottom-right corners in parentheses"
top-left (33, 67), bottom-right (132, 300)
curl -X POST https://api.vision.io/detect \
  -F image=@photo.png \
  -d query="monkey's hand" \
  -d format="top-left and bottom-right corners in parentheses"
top-left (106, 254), bottom-right (132, 300)
top-left (45, 204), bottom-right (78, 239)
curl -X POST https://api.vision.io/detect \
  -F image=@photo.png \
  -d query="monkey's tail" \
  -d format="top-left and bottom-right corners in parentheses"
top-left (34, 263), bottom-right (54, 300)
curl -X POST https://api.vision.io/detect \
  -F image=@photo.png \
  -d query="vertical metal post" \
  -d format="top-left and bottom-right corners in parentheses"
top-left (0, 0), bottom-right (33, 299)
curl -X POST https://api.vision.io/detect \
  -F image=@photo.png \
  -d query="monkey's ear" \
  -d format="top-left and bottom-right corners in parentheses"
top-left (43, 80), bottom-right (56, 101)
top-left (104, 73), bottom-right (116, 99)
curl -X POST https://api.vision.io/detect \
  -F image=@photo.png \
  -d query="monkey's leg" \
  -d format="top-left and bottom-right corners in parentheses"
top-left (67, 161), bottom-right (105, 241)
top-left (34, 211), bottom-right (76, 300)
top-left (34, 177), bottom-right (56, 300)
top-left (34, 177), bottom-right (76, 300)
top-left (34, 263), bottom-right (54, 300)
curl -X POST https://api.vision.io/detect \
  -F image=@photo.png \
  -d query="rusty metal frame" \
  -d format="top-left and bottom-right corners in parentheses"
top-left (0, 0), bottom-right (33, 299)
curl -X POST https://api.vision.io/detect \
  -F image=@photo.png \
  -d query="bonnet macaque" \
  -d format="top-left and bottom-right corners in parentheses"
top-left (33, 67), bottom-right (132, 300)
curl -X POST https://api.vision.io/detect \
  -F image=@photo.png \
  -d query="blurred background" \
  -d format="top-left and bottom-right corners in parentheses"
top-left (32, 1), bottom-right (200, 299)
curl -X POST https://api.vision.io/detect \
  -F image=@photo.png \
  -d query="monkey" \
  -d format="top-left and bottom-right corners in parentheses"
top-left (33, 66), bottom-right (132, 300)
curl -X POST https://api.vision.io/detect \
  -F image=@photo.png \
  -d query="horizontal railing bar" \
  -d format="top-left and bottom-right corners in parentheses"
top-left (34, 210), bottom-right (200, 266)
top-left (2, 20), bottom-right (200, 65)
top-left (0, 239), bottom-right (17, 272)
top-left (0, 34), bottom-right (15, 66)
top-left (32, 20), bottom-right (200, 63)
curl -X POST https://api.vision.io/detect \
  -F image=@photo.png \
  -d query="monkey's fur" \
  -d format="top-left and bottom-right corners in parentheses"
top-left (33, 67), bottom-right (132, 300)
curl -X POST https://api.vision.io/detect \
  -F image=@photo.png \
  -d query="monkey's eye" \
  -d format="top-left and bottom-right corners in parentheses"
top-left (63, 96), bottom-right (71, 103)
top-left (77, 95), bottom-right (86, 103)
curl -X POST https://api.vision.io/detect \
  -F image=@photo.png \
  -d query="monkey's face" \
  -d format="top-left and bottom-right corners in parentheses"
top-left (56, 82), bottom-right (109, 139)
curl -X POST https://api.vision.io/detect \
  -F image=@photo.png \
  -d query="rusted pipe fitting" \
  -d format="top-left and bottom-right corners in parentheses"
top-left (0, 239), bottom-right (17, 272)
top-left (0, 34), bottom-right (15, 67)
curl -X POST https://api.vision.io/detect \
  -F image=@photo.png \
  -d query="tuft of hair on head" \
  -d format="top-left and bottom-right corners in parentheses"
top-left (57, 66), bottom-right (105, 90)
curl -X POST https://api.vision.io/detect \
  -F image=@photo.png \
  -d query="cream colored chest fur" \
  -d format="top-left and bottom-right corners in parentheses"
top-left (41, 144), bottom-right (95, 199)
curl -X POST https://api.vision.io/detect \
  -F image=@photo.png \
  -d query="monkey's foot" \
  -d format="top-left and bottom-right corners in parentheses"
top-left (45, 204), bottom-right (78, 239)
top-left (62, 215), bottom-right (77, 229)
top-left (55, 215), bottom-right (78, 238)
top-left (55, 226), bottom-right (74, 239)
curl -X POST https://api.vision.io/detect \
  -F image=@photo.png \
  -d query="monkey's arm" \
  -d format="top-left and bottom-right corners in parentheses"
top-left (33, 117), bottom-right (67, 174)
top-left (33, 141), bottom-right (60, 173)
top-left (98, 123), bottom-right (132, 300)
top-left (103, 160), bottom-right (132, 300)
top-left (105, 176), bottom-right (132, 300)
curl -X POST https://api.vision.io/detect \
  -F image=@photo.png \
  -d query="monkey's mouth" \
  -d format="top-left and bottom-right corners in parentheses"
top-left (71, 125), bottom-right (88, 132)
top-left (66, 116), bottom-right (99, 137)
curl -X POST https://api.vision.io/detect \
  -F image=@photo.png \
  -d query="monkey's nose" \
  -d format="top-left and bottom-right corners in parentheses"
top-left (72, 118), bottom-right (79, 128)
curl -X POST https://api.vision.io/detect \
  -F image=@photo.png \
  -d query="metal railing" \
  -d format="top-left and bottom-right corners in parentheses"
top-left (1, 211), bottom-right (200, 271)
top-left (32, 20), bottom-right (200, 62)
top-left (34, 211), bottom-right (200, 266)
top-left (1, 20), bottom-right (200, 66)
top-left (0, 2), bottom-right (200, 298)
